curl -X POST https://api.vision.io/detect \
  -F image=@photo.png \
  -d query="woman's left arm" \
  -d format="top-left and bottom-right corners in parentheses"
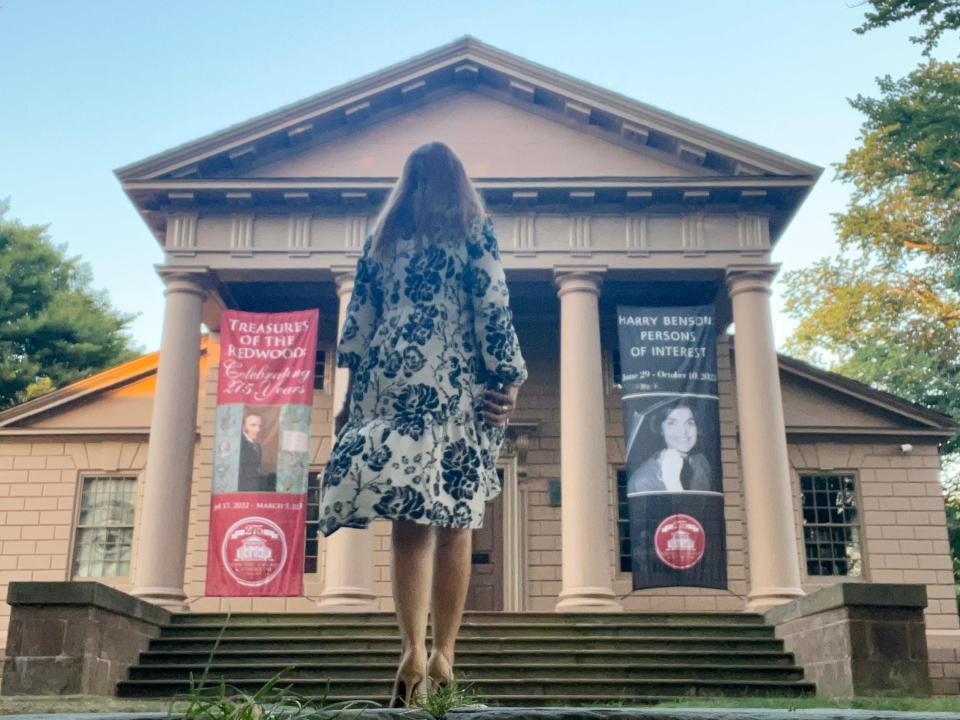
top-left (468, 218), bottom-right (528, 388)
top-left (468, 219), bottom-right (527, 426)
top-left (336, 236), bottom-right (382, 375)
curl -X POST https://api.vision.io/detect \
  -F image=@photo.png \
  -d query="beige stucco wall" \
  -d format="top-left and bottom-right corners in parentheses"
top-left (0, 439), bottom-right (149, 657)
top-left (252, 92), bottom-right (703, 181)
top-left (787, 440), bottom-right (959, 643)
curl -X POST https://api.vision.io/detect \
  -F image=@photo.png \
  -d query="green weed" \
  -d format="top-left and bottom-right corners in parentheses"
top-left (413, 679), bottom-right (486, 718)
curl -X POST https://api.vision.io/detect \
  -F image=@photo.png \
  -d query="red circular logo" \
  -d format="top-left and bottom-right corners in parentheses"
top-left (221, 516), bottom-right (288, 587)
top-left (654, 514), bottom-right (706, 570)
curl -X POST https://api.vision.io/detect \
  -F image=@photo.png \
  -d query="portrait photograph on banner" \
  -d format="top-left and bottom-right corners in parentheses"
top-left (206, 309), bottom-right (319, 597)
top-left (617, 304), bottom-right (728, 591)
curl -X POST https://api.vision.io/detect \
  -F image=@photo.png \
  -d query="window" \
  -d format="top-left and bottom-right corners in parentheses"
top-left (72, 475), bottom-right (136, 578)
top-left (800, 473), bottom-right (863, 577)
top-left (616, 468), bottom-right (631, 572)
top-left (304, 470), bottom-right (322, 573)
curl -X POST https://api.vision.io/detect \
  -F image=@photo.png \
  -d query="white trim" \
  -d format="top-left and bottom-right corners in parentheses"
top-left (499, 457), bottom-right (526, 612)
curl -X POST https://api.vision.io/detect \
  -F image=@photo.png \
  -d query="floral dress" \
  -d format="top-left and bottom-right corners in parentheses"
top-left (320, 218), bottom-right (527, 535)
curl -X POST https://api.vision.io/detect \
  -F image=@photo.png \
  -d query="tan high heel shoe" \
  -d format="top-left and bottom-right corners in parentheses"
top-left (390, 649), bottom-right (428, 708)
top-left (426, 649), bottom-right (455, 689)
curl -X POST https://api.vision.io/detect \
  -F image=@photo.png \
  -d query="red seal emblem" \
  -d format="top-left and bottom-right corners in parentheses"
top-left (221, 516), bottom-right (288, 587)
top-left (654, 514), bottom-right (706, 570)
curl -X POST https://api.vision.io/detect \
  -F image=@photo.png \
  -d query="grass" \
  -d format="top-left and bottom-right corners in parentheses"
top-left (174, 671), bottom-right (376, 720)
top-left (0, 695), bottom-right (173, 715)
top-left (413, 679), bottom-right (487, 718)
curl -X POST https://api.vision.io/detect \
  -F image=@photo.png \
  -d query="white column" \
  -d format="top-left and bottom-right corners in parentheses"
top-left (318, 272), bottom-right (377, 611)
top-left (132, 272), bottom-right (206, 608)
top-left (726, 265), bottom-right (804, 611)
top-left (554, 271), bottom-right (622, 612)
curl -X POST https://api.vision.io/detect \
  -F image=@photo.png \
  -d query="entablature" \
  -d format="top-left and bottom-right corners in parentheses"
top-left (158, 208), bottom-right (774, 276)
top-left (136, 177), bottom-right (801, 255)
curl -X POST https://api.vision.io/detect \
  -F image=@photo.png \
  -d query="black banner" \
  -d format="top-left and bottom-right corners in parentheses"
top-left (617, 305), bottom-right (727, 590)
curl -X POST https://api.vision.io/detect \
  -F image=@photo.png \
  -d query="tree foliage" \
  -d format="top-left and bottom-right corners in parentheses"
top-left (783, 62), bottom-right (960, 456)
top-left (0, 201), bottom-right (138, 408)
top-left (855, 0), bottom-right (960, 56)
top-left (786, 6), bottom-right (960, 582)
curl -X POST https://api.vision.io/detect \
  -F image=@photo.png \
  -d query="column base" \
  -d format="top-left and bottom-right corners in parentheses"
top-left (317, 586), bottom-right (378, 612)
top-left (131, 585), bottom-right (189, 611)
top-left (745, 586), bottom-right (805, 612)
top-left (555, 586), bottom-right (623, 612)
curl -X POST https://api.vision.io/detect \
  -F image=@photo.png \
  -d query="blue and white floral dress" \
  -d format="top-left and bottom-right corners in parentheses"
top-left (320, 218), bottom-right (527, 535)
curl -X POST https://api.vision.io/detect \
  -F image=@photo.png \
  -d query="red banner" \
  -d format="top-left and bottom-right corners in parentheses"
top-left (205, 309), bottom-right (319, 596)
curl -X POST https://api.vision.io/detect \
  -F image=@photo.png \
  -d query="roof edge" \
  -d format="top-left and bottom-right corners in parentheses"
top-left (116, 35), bottom-right (823, 182)
top-left (776, 352), bottom-right (958, 431)
top-left (0, 340), bottom-right (209, 429)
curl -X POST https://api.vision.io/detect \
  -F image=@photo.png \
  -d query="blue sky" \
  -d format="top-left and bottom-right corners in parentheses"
top-left (1, 1), bottom-right (955, 352)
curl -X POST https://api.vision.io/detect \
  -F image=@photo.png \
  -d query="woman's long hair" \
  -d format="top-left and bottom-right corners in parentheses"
top-left (369, 142), bottom-right (485, 260)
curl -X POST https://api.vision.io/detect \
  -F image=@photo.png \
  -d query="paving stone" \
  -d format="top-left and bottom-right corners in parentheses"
top-left (446, 708), bottom-right (960, 720)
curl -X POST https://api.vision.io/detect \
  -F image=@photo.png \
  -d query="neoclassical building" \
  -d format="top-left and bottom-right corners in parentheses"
top-left (1, 37), bottom-right (958, 690)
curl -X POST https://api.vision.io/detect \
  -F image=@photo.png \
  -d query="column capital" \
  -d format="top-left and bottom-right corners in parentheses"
top-left (333, 269), bottom-right (356, 297)
top-left (725, 263), bottom-right (781, 298)
top-left (554, 266), bottom-right (606, 298)
top-left (154, 265), bottom-right (211, 298)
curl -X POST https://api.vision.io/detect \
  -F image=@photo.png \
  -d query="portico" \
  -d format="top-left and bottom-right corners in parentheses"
top-left (111, 37), bottom-right (826, 615)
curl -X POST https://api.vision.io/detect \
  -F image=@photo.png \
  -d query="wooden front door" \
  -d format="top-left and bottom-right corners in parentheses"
top-left (465, 468), bottom-right (504, 611)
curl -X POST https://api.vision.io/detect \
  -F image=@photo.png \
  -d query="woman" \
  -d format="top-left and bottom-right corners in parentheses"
top-left (627, 401), bottom-right (713, 494)
top-left (320, 142), bottom-right (527, 706)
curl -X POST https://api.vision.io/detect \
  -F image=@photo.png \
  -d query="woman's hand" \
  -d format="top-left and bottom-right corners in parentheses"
top-left (334, 373), bottom-right (353, 435)
top-left (482, 384), bottom-right (519, 426)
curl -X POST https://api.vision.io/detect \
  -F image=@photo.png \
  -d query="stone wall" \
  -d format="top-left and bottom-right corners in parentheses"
top-left (927, 645), bottom-right (960, 696)
top-left (766, 583), bottom-right (931, 697)
top-left (2, 582), bottom-right (168, 696)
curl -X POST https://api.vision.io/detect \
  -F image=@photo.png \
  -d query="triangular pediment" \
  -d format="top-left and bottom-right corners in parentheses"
top-left (247, 91), bottom-right (711, 180)
top-left (117, 36), bottom-right (821, 184)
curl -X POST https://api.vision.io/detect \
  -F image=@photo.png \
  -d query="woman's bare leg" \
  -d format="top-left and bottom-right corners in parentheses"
top-left (390, 520), bottom-right (435, 705)
top-left (428, 527), bottom-right (472, 684)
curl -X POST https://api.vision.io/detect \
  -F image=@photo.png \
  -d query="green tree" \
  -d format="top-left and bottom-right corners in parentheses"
top-left (0, 200), bottom-right (138, 407)
top-left (785, 7), bottom-right (960, 587)
top-left (783, 61), bottom-right (960, 442)
top-left (855, 0), bottom-right (960, 57)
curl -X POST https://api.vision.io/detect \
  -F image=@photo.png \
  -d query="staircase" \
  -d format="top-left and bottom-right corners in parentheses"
top-left (117, 612), bottom-right (815, 705)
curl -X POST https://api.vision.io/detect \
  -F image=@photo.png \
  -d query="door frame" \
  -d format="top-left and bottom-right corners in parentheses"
top-left (498, 456), bottom-right (526, 612)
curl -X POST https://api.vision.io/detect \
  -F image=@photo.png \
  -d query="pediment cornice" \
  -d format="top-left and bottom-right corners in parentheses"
top-left (116, 36), bottom-right (822, 184)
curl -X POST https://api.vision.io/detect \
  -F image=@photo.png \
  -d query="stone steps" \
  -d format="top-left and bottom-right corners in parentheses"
top-left (128, 662), bottom-right (805, 682)
top-left (144, 635), bottom-right (788, 653)
top-left (159, 623), bottom-right (776, 639)
top-left (137, 649), bottom-right (797, 666)
top-left (117, 613), bottom-right (815, 703)
top-left (169, 612), bottom-right (766, 626)
top-left (118, 676), bottom-right (814, 699)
